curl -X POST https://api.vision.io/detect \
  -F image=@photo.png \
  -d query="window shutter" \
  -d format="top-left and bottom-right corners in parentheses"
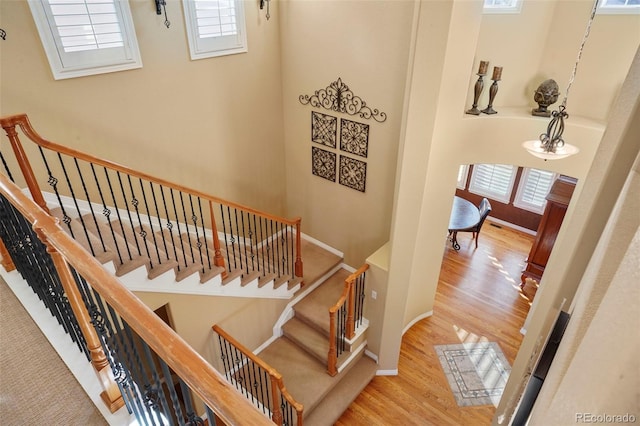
top-left (183, 0), bottom-right (247, 60)
top-left (468, 164), bottom-right (516, 203)
top-left (514, 168), bottom-right (558, 214)
top-left (28, 0), bottom-right (142, 79)
top-left (48, 0), bottom-right (124, 52)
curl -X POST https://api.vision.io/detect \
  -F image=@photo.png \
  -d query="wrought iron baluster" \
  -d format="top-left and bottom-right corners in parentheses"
top-left (126, 175), bottom-right (152, 267)
top-left (169, 188), bottom-right (189, 270)
top-left (74, 160), bottom-right (109, 254)
top-left (116, 171), bottom-right (141, 257)
top-left (57, 153), bottom-right (99, 257)
top-left (218, 335), bottom-right (233, 383)
top-left (104, 167), bottom-right (133, 260)
top-left (263, 369), bottom-right (273, 414)
top-left (0, 150), bottom-right (15, 181)
top-left (197, 197), bottom-right (211, 270)
top-left (270, 220), bottom-right (278, 277)
top-left (179, 191), bottom-right (197, 268)
top-left (250, 214), bottom-right (258, 274)
top-left (148, 182), bottom-right (170, 264)
top-left (253, 362), bottom-right (267, 415)
top-left (89, 164), bottom-right (118, 262)
top-left (219, 205), bottom-right (232, 272)
top-left (240, 211), bottom-right (249, 274)
top-left (38, 147), bottom-right (73, 237)
top-left (188, 194), bottom-right (205, 273)
top-left (232, 207), bottom-right (243, 274)
top-left (231, 346), bottom-right (247, 397)
top-left (139, 179), bottom-right (163, 266)
top-left (227, 206), bottom-right (238, 270)
top-left (178, 378), bottom-right (203, 426)
top-left (159, 185), bottom-right (181, 272)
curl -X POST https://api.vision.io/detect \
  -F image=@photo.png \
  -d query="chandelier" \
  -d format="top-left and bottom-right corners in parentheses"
top-left (523, 0), bottom-right (600, 160)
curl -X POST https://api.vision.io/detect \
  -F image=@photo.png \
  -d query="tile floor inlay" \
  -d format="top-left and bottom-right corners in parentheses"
top-left (435, 342), bottom-right (511, 407)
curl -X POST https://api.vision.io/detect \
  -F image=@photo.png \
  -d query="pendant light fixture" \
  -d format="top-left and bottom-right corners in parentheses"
top-left (523, 0), bottom-right (600, 160)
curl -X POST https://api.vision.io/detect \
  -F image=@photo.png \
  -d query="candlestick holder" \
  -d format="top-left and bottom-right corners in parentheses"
top-left (482, 66), bottom-right (502, 115)
top-left (466, 61), bottom-right (489, 116)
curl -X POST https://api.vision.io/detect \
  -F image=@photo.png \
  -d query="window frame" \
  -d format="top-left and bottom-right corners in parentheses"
top-left (28, 0), bottom-right (142, 80)
top-left (468, 164), bottom-right (517, 204)
top-left (513, 168), bottom-right (559, 214)
top-left (483, 0), bottom-right (522, 14)
top-left (597, 0), bottom-right (640, 15)
top-left (456, 165), bottom-right (470, 190)
top-left (182, 0), bottom-right (248, 61)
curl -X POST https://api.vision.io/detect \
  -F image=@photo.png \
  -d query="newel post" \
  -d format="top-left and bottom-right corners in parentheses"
top-left (0, 237), bottom-right (16, 271)
top-left (346, 279), bottom-right (356, 340)
top-left (33, 224), bottom-right (124, 413)
top-left (270, 376), bottom-right (283, 424)
top-left (209, 201), bottom-right (227, 278)
top-left (327, 309), bottom-right (338, 377)
top-left (1, 117), bottom-right (49, 213)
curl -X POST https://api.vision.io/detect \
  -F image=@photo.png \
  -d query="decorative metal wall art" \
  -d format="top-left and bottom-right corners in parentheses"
top-left (311, 112), bottom-right (337, 148)
top-left (339, 155), bottom-right (367, 193)
top-left (340, 118), bottom-right (369, 158)
top-left (466, 60), bottom-right (489, 115)
top-left (482, 66), bottom-right (502, 115)
top-left (312, 147), bottom-right (337, 182)
top-left (299, 78), bottom-right (387, 123)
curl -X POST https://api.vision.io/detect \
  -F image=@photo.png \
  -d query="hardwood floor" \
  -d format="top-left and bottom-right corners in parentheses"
top-left (336, 220), bottom-right (536, 426)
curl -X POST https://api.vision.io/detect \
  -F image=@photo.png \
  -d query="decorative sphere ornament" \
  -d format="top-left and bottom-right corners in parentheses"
top-left (532, 79), bottom-right (560, 117)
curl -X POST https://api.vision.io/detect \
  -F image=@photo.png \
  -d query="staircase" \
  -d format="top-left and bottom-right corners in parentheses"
top-left (52, 194), bottom-right (378, 423)
top-left (259, 267), bottom-right (377, 425)
top-left (1, 113), bottom-right (378, 425)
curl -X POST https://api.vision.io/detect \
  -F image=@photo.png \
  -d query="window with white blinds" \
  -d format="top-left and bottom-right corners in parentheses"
top-left (182, 0), bottom-right (247, 60)
top-left (28, 0), bottom-right (142, 80)
top-left (514, 168), bottom-right (558, 214)
top-left (468, 164), bottom-right (517, 204)
top-left (483, 0), bottom-right (521, 13)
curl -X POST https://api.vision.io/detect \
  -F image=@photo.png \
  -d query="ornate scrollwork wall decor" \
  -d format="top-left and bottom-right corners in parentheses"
top-left (339, 155), bottom-right (367, 193)
top-left (299, 78), bottom-right (387, 123)
top-left (340, 118), bottom-right (369, 158)
top-left (311, 112), bottom-right (337, 148)
top-left (312, 147), bottom-right (337, 182)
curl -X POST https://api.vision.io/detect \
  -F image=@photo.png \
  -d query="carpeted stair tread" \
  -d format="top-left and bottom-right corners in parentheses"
top-left (299, 238), bottom-right (343, 286)
top-left (282, 317), bottom-right (329, 364)
top-left (81, 214), bottom-right (149, 276)
top-left (49, 208), bottom-right (116, 265)
top-left (294, 268), bottom-right (351, 335)
top-left (116, 223), bottom-right (177, 279)
top-left (303, 356), bottom-right (378, 426)
top-left (257, 337), bottom-right (337, 416)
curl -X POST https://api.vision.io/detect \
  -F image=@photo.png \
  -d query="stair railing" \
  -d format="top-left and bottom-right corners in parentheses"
top-left (212, 324), bottom-right (304, 426)
top-left (1, 113), bottom-right (303, 288)
top-left (327, 264), bottom-right (369, 376)
top-left (0, 171), bottom-right (272, 425)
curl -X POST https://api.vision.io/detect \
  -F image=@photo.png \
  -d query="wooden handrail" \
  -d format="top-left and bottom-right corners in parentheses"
top-left (327, 264), bottom-right (370, 376)
top-left (0, 114), bottom-right (300, 225)
top-left (0, 173), bottom-right (272, 425)
top-left (212, 324), bottom-right (304, 425)
top-left (1, 113), bottom-right (304, 280)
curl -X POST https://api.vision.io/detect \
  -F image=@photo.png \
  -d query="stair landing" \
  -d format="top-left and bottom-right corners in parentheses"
top-left (257, 337), bottom-right (377, 424)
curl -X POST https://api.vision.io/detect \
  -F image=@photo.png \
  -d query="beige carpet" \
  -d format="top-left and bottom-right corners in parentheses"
top-left (0, 276), bottom-right (107, 425)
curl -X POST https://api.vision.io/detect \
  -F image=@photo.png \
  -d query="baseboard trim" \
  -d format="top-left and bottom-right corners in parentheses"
top-left (487, 217), bottom-right (537, 236)
top-left (402, 310), bottom-right (433, 335)
top-left (364, 349), bottom-right (378, 363)
top-left (300, 232), bottom-right (344, 258)
top-left (376, 369), bottom-right (398, 376)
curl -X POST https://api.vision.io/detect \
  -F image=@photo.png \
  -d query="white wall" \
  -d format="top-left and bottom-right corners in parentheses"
top-left (279, 0), bottom-right (415, 266)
